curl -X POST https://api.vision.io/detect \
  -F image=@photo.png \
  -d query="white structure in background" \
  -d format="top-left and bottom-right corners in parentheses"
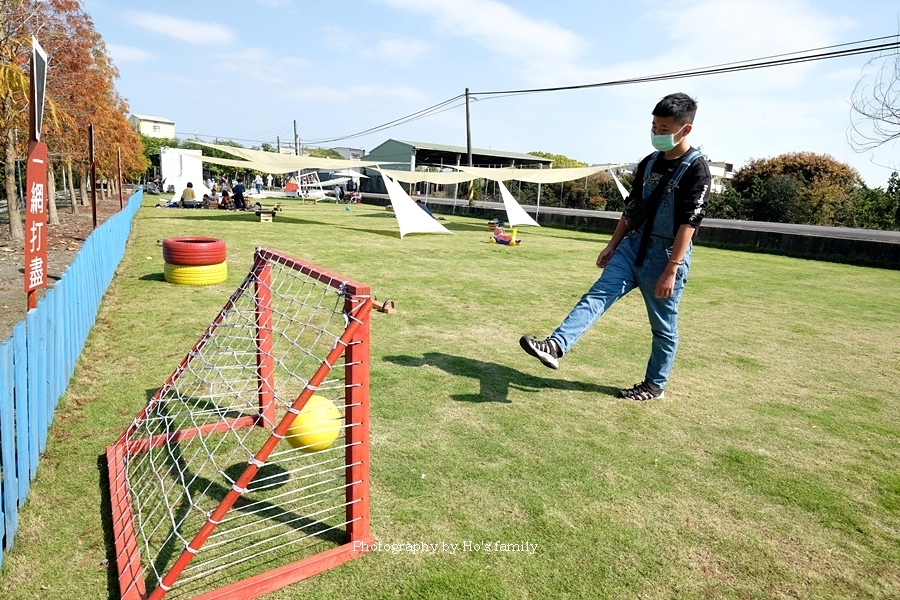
top-left (615, 157), bottom-right (734, 194)
top-left (708, 161), bottom-right (734, 193)
top-left (160, 147), bottom-right (204, 196)
top-left (128, 114), bottom-right (175, 139)
top-left (332, 147), bottom-right (366, 160)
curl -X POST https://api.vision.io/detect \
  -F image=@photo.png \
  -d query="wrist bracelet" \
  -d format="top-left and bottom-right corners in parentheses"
top-left (668, 259), bottom-right (683, 265)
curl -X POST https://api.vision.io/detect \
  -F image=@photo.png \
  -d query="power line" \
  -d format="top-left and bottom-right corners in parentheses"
top-left (473, 35), bottom-right (900, 97)
top-left (173, 34), bottom-right (900, 150)
top-left (302, 94), bottom-right (467, 145)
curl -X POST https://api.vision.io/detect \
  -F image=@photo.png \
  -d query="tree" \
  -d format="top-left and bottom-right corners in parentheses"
top-left (851, 171), bottom-right (900, 230)
top-left (307, 147), bottom-right (343, 160)
top-left (0, 0), bottom-right (32, 241)
top-left (707, 181), bottom-right (750, 221)
top-left (849, 54), bottom-right (900, 156)
top-left (524, 150), bottom-right (621, 210)
top-left (2, 0), bottom-right (145, 237)
top-left (730, 152), bottom-right (862, 226)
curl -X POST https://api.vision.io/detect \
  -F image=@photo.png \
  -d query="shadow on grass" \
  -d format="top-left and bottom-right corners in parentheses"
top-left (150, 210), bottom-right (329, 228)
top-left (96, 454), bottom-right (122, 600)
top-left (384, 352), bottom-right (620, 403)
top-left (336, 225), bottom-right (400, 239)
top-left (139, 272), bottom-right (166, 283)
top-left (441, 221), bottom-right (494, 233)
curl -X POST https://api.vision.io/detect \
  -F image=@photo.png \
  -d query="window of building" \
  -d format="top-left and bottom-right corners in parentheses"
top-left (152, 124), bottom-right (161, 133)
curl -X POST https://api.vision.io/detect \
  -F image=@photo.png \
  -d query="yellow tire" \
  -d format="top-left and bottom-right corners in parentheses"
top-left (164, 261), bottom-right (228, 286)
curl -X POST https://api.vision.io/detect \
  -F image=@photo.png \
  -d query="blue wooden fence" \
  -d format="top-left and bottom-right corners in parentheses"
top-left (0, 188), bottom-right (144, 568)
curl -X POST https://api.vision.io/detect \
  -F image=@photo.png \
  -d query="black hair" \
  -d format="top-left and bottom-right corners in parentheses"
top-left (652, 93), bottom-right (698, 125)
top-left (187, 181), bottom-right (193, 187)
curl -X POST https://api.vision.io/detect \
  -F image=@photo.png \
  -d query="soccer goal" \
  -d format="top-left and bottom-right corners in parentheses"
top-left (106, 247), bottom-right (374, 600)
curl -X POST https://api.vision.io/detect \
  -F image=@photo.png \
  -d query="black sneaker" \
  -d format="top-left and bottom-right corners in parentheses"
top-left (620, 381), bottom-right (664, 401)
top-left (519, 335), bottom-right (561, 369)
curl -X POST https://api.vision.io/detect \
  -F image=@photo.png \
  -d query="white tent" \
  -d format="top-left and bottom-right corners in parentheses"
top-left (497, 181), bottom-right (540, 227)
top-left (378, 169), bottom-right (452, 238)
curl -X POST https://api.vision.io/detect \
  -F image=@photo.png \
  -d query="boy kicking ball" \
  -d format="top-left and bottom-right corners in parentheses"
top-left (520, 92), bottom-right (711, 401)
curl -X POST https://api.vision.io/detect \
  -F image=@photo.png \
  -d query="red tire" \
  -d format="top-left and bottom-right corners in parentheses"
top-left (162, 237), bottom-right (227, 266)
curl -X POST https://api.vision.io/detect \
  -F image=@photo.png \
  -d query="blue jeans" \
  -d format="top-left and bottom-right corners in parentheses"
top-left (550, 233), bottom-right (691, 389)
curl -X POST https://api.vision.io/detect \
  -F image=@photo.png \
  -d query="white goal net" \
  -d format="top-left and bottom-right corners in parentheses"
top-left (106, 247), bottom-right (374, 600)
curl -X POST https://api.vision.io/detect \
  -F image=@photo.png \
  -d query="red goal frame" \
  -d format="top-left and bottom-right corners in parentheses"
top-left (106, 247), bottom-right (374, 600)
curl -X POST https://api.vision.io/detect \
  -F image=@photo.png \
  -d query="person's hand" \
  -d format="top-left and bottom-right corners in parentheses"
top-left (596, 245), bottom-right (616, 268)
top-left (655, 268), bottom-right (677, 299)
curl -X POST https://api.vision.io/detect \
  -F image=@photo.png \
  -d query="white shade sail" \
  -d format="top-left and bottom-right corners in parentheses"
top-left (195, 141), bottom-right (384, 171)
top-left (378, 169), bottom-right (453, 238)
top-left (498, 181), bottom-right (540, 227)
top-left (456, 164), bottom-right (626, 184)
top-left (376, 168), bottom-right (476, 184)
top-left (609, 168), bottom-right (631, 200)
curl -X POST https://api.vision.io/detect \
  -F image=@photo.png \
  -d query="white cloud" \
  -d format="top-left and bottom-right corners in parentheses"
top-left (123, 10), bottom-right (235, 45)
top-left (653, 0), bottom-right (851, 90)
top-left (368, 38), bottom-right (432, 66)
top-left (106, 43), bottom-right (156, 63)
top-left (213, 47), bottom-right (312, 84)
top-left (376, 0), bottom-right (587, 81)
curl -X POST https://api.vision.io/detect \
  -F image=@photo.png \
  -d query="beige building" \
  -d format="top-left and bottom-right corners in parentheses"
top-left (128, 114), bottom-right (176, 139)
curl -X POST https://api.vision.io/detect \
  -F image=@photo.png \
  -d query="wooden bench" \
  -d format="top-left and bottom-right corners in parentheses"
top-left (255, 210), bottom-right (277, 223)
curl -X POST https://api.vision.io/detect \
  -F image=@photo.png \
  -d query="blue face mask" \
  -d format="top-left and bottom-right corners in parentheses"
top-left (650, 125), bottom-right (686, 152)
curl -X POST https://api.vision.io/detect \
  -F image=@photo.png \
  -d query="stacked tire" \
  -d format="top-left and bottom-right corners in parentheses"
top-left (162, 237), bottom-right (228, 286)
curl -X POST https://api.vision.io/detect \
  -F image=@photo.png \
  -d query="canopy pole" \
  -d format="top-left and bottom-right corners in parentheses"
top-left (452, 154), bottom-right (460, 213)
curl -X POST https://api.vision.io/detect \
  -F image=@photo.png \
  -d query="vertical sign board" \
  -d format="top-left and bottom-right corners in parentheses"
top-left (24, 142), bottom-right (48, 295)
top-left (25, 37), bottom-right (48, 304)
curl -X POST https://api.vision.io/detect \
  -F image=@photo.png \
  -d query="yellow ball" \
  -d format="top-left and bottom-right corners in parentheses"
top-left (285, 394), bottom-right (341, 453)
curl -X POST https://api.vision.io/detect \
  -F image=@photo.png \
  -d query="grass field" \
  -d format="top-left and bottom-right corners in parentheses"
top-left (1, 195), bottom-right (898, 599)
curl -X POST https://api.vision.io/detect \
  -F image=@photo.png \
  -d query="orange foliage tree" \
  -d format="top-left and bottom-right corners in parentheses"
top-left (1, 0), bottom-right (145, 240)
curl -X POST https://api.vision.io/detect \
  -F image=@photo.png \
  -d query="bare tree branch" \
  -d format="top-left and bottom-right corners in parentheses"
top-left (849, 47), bottom-right (900, 152)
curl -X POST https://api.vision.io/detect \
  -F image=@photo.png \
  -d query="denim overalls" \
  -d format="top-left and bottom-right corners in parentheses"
top-left (550, 150), bottom-right (703, 388)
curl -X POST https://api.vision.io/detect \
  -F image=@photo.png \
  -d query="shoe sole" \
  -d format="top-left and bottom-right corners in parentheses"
top-left (620, 389), bottom-right (664, 401)
top-left (519, 336), bottom-right (559, 370)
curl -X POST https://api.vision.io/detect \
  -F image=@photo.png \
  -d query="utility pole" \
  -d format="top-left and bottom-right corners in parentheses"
top-left (465, 88), bottom-right (475, 206)
top-left (293, 119), bottom-right (299, 155)
top-left (465, 88), bottom-right (472, 167)
top-left (276, 136), bottom-right (281, 153)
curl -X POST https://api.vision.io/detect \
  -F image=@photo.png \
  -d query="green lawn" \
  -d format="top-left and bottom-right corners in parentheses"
top-left (1, 195), bottom-right (898, 599)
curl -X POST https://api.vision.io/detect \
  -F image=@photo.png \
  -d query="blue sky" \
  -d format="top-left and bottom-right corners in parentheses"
top-left (83, 0), bottom-right (900, 187)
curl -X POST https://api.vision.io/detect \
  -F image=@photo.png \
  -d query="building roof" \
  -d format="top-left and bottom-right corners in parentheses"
top-left (395, 139), bottom-right (551, 163)
top-left (364, 138), bottom-right (553, 169)
top-left (130, 114), bottom-right (175, 124)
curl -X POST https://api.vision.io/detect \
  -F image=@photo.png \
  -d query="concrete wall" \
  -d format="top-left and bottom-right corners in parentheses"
top-left (363, 194), bottom-right (900, 269)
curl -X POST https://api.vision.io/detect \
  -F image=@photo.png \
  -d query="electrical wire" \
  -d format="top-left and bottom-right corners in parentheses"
top-left (473, 36), bottom-right (900, 97)
top-left (172, 34), bottom-right (900, 149)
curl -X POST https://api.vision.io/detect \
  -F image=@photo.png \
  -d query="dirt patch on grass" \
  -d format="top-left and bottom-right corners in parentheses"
top-left (0, 197), bottom-right (122, 342)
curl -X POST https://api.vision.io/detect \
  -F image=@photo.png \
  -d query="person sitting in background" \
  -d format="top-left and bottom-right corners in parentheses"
top-left (218, 190), bottom-right (235, 210)
top-left (180, 182), bottom-right (198, 208)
